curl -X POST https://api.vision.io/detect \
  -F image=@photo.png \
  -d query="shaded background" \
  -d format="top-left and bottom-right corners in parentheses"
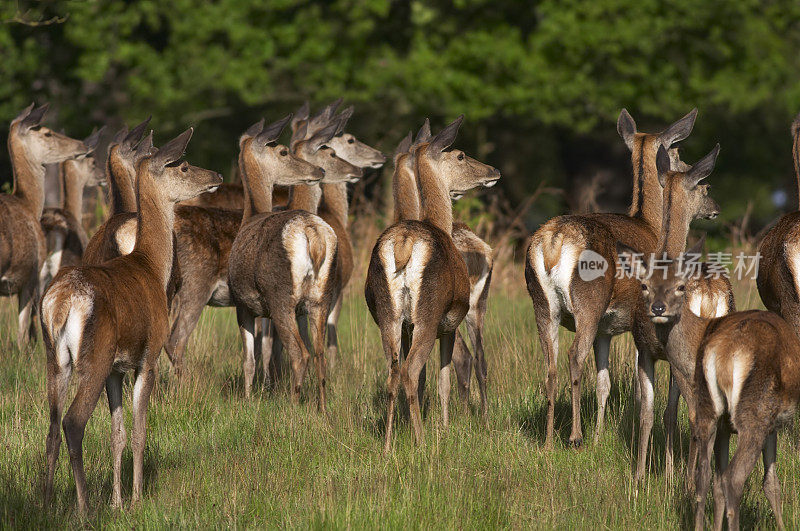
top-left (2, 0), bottom-right (800, 242)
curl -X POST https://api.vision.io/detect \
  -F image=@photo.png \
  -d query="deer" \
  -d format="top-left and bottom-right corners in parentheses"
top-left (390, 119), bottom-right (494, 419)
top-left (39, 127), bottom-right (105, 290)
top-left (618, 245), bottom-right (799, 531)
top-left (228, 113), bottom-right (347, 406)
top-left (365, 115), bottom-right (500, 453)
top-left (40, 128), bottom-right (222, 514)
top-left (0, 103), bottom-right (90, 349)
top-left (524, 109), bottom-right (700, 471)
top-left (757, 113), bottom-right (800, 335)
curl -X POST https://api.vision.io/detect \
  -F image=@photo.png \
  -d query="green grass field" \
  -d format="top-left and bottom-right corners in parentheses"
top-left (1, 258), bottom-right (799, 528)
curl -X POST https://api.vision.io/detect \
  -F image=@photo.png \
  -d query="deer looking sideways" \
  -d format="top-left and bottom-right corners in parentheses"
top-left (39, 126), bottom-right (105, 290)
top-left (0, 103), bottom-right (90, 348)
top-left (525, 109), bottom-right (725, 481)
top-left (41, 129), bottom-right (222, 513)
top-left (365, 116), bottom-right (500, 452)
top-left (618, 239), bottom-right (800, 531)
top-left (391, 119), bottom-right (495, 420)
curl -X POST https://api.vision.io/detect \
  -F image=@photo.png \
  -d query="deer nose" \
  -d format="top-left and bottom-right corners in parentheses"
top-left (651, 302), bottom-right (666, 316)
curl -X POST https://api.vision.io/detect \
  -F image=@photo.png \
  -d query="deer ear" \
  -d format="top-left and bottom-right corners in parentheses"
top-left (256, 114), bottom-right (292, 145)
top-left (324, 98), bottom-right (343, 120)
top-left (335, 106), bottom-right (354, 135)
top-left (13, 102), bottom-right (36, 125)
top-left (290, 120), bottom-right (308, 149)
top-left (291, 101), bottom-right (310, 131)
top-left (617, 109), bottom-right (636, 151)
top-left (83, 126), bottom-right (106, 152)
top-left (656, 145), bottom-right (670, 186)
top-left (153, 128), bottom-right (193, 167)
top-left (429, 115), bottom-right (464, 154)
top-left (394, 132), bottom-right (413, 158)
top-left (414, 118), bottom-right (432, 146)
top-left (19, 103), bottom-right (49, 132)
top-left (660, 108), bottom-right (697, 148)
top-left (124, 117), bottom-right (152, 149)
top-left (112, 126), bottom-right (129, 145)
top-left (243, 118), bottom-right (265, 139)
top-left (687, 144), bottom-right (720, 187)
top-left (135, 130), bottom-right (156, 160)
top-left (616, 242), bottom-right (648, 279)
top-left (306, 121), bottom-right (340, 153)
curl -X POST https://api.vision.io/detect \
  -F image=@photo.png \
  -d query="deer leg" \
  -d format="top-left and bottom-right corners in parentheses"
top-left (634, 350), bottom-right (655, 483)
top-left (326, 293), bottom-right (343, 370)
top-left (258, 318), bottom-right (274, 386)
top-left (130, 366), bottom-right (155, 506)
top-left (43, 337), bottom-right (71, 507)
top-left (762, 431), bottom-right (784, 530)
top-left (164, 287), bottom-right (210, 380)
top-left (711, 421), bottom-right (730, 528)
top-left (467, 311), bottom-right (489, 420)
top-left (536, 308), bottom-right (559, 449)
top-left (307, 305), bottom-right (329, 413)
top-left (380, 318), bottom-right (402, 454)
top-left (593, 334), bottom-right (611, 443)
top-left (451, 330), bottom-right (473, 413)
top-left (401, 323), bottom-right (425, 408)
top-left (105, 371), bottom-right (126, 509)
top-left (721, 428), bottom-right (768, 531)
top-left (17, 276), bottom-right (38, 349)
top-left (567, 312), bottom-right (601, 448)
top-left (663, 370), bottom-right (680, 483)
top-left (693, 417), bottom-right (718, 531)
top-left (236, 307), bottom-right (256, 398)
top-left (438, 331), bottom-right (456, 429)
top-left (272, 311), bottom-right (310, 403)
top-left (63, 370), bottom-right (109, 515)
top-left (400, 322), bottom-right (438, 446)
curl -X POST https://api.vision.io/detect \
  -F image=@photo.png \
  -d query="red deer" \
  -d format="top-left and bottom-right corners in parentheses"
top-left (41, 129), bottom-right (222, 513)
top-left (0, 103), bottom-right (89, 348)
top-left (365, 116), bottom-right (500, 452)
top-left (39, 127), bottom-right (105, 289)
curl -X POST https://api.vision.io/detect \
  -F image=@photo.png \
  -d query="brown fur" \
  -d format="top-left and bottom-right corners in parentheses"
top-left (40, 129), bottom-right (222, 514)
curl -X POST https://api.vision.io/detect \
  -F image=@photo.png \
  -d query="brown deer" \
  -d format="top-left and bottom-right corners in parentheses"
top-left (39, 127), bottom-right (105, 289)
top-left (392, 118), bottom-right (495, 419)
top-left (0, 103), bottom-right (90, 348)
top-left (365, 116), bottom-right (500, 452)
top-left (524, 109), bottom-right (699, 466)
top-left (41, 128), bottom-right (222, 514)
top-left (757, 113), bottom-right (800, 334)
top-left (618, 247), bottom-right (799, 531)
top-left (227, 114), bottom-right (343, 405)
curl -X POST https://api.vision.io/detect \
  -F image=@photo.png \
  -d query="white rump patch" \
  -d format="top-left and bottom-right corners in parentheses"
top-left (703, 350), bottom-right (726, 418)
top-left (115, 219), bottom-right (138, 255)
top-left (379, 238), bottom-right (430, 322)
top-left (531, 242), bottom-right (580, 315)
top-left (282, 216), bottom-right (337, 301)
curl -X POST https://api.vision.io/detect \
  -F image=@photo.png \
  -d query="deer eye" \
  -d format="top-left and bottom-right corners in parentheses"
top-left (44, 132), bottom-right (52, 137)
top-left (641, 284), bottom-right (648, 291)
top-left (330, 152), bottom-right (336, 158)
top-left (457, 152), bottom-right (464, 161)
top-left (677, 285), bottom-right (686, 292)
top-left (280, 149), bottom-right (288, 156)
top-left (181, 164), bottom-right (188, 173)
top-left (347, 138), bottom-right (354, 144)
top-left (705, 185), bottom-right (711, 193)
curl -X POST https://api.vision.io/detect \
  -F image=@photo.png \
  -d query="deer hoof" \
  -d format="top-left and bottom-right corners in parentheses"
top-left (568, 437), bottom-right (583, 449)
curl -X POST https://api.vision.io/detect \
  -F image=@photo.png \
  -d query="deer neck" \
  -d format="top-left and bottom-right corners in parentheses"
top-left (132, 170), bottom-right (174, 290)
top-left (288, 183), bottom-right (322, 214)
top-left (239, 143), bottom-right (273, 222)
top-left (656, 190), bottom-right (692, 259)
top-left (628, 135), bottom-right (663, 232)
top-left (662, 306), bottom-right (711, 403)
top-left (61, 161), bottom-right (85, 224)
top-left (107, 147), bottom-right (137, 214)
top-left (8, 132), bottom-right (46, 219)
top-left (415, 146), bottom-right (452, 234)
top-left (392, 154), bottom-right (420, 223)
top-left (320, 182), bottom-right (348, 228)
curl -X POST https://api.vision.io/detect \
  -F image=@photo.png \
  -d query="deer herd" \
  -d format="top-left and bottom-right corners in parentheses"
top-left (1, 99), bottom-right (799, 529)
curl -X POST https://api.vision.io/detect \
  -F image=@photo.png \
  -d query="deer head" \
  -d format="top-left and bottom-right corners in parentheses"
top-left (109, 118), bottom-right (154, 180)
top-left (63, 126), bottom-right (107, 187)
top-left (144, 128), bottom-right (223, 203)
top-left (416, 115), bottom-right (501, 199)
top-left (294, 119), bottom-right (362, 184)
top-left (657, 144), bottom-right (721, 222)
top-left (243, 114), bottom-right (324, 186)
top-left (323, 106), bottom-right (386, 169)
top-left (9, 103), bottom-right (89, 165)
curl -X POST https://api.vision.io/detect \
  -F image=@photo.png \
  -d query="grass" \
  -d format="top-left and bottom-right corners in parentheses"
top-left (1, 257), bottom-right (799, 529)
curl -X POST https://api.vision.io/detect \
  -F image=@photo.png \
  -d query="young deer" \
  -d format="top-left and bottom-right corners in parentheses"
top-left (365, 116), bottom-right (500, 452)
top-left (0, 103), bottom-right (89, 348)
top-left (41, 129), bottom-right (222, 513)
top-left (228, 114), bottom-right (341, 404)
top-left (757, 113), bottom-right (800, 334)
top-left (618, 248), bottom-right (799, 531)
top-left (39, 127), bottom-right (105, 289)
top-left (392, 119), bottom-right (495, 419)
top-left (524, 109), bottom-right (699, 464)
